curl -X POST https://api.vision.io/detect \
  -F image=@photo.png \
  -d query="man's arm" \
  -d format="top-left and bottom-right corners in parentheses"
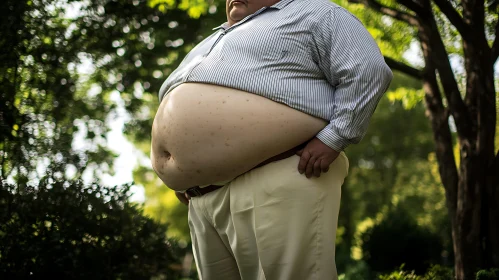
top-left (298, 7), bottom-right (393, 178)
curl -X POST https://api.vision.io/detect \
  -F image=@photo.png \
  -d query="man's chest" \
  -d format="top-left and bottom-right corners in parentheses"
top-left (198, 13), bottom-right (316, 68)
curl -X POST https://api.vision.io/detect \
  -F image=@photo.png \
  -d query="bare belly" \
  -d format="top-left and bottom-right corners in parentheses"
top-left (151, 83), bottom-right (327, 191)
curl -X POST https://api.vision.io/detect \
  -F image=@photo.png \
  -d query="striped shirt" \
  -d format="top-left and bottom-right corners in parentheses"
top-left (158, 0), bottom-right (393, 151)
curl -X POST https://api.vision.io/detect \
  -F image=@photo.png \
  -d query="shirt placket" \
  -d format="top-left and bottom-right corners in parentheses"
top-left (183, 6), bottom-right (270, 82)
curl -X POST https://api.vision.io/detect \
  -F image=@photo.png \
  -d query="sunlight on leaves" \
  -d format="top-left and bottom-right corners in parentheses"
top-left (386, 88), bottom-right (425, 109)
top-left (148, 0), bottom-right (176, 12)
top-left (351, 211), bottom-right (385, 260)
top-left (148, 0), bottom-right (211, 18)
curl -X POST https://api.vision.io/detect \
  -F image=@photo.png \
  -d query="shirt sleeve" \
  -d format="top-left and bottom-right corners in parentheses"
top-left (311, 7), bottom-right (393, 152)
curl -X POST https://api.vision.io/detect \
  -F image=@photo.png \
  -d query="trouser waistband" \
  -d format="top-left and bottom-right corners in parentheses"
top-left (185, 142), bottom-right (308, 197)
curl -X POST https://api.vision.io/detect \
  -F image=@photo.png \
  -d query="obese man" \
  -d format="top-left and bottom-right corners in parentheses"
top-left (151, 0), bottom-right (393, 279)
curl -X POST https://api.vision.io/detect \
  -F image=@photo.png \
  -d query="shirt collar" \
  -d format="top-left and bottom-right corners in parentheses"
top-left (270, 0), bottom-right (296, 10)
top-left (212, 0), bottom-right (296, 30)
top-left (213, 22), bottom-right (230, 31)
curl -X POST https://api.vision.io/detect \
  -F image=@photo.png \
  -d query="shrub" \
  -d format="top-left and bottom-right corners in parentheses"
top-left (378, 265), bottom-right (422, 280)
top-left (339, 260), bottom-right (372, 280)
top-left (361, 208), bottom-right (444, 275)
top-left (423, 265), bottom-right (453, 280)
top-left (0, 178), bottom-right (183, 279)
top-left (378, 265), bottom-right (499, 280)
top-left (378, 264), bottom-right (453, 280)
top-left (476, 268), bottom-right (499, 280)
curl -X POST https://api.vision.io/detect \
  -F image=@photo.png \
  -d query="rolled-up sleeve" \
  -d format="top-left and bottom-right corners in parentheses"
top-left (312, 7), bottom-right (393, 152)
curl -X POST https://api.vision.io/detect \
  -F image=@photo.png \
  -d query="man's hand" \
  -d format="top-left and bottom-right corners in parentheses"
top-left (296, 137), bottom-right (340, 178)
top-left (175, 191), bottom-right (190, 206)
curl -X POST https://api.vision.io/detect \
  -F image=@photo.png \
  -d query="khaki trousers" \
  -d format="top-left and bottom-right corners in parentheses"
top-left (188, 153), bottom-right (349, 280)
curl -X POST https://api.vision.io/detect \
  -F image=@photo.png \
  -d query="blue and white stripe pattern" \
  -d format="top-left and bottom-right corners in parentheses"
top-left (158, 0), bottom-right (393, 151)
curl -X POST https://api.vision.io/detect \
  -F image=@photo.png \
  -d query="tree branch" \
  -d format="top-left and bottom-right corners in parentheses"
top-left (348, 0), bottom-right (420, 26)
top-left (417, 9), bottom-right (474, 139)
top-left (397, 0), bottom-right (428, 18)
top-left (492, 21), bottom-right (499, 61)
top-left (432, 0), bottom-right (472, 42)
top-left (384, 56), bottom-right (423, 79)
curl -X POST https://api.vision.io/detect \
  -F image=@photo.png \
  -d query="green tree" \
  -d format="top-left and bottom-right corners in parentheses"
top-left (0, 0), bottom-right (116, 182)
top-left (0, 0), bottom-right (226, 181)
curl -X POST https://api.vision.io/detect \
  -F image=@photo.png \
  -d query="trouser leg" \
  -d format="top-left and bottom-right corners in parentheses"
top-left (189, 153), bottom-right (349, 280)
top-left (188, 197), bottom-right (241, 280)
top-left (228, 153), bottom-right (348, 280)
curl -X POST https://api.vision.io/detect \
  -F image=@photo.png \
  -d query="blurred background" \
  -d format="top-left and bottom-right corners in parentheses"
top-left (1, 0), bottom-right (498, 279)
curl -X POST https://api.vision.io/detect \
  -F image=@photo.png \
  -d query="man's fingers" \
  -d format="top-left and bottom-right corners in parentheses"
top-left (296, 149), bottom-right (303, 156)
top-left (320, 158), bottom-right (330, 173)
top-left (298, 151), bottom-right (311, 174)
top-left (305, 157), bottom-right (315, 178)
top-left (313, 159), bottom-right (321, 177)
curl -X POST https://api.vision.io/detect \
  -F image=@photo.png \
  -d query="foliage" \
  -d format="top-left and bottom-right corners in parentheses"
top-left (423, 265), bottom-right (454, 280)
top-left (360, 207), bottom-right (444, 274)
top-left (476, 268), bottom-right (499, 280)
top-left (333, 0), bottom-right (415, 62)
top-left (0, 0), bottom-right (227, 183)
top-left (0, 177), bottom-right (184, 279)
top-left (149, 0), bottom-right (213, 18)
top-left (375, 264), bottom-right (499, 280)
top-left (378, 266), bottom-right (422, 280)
top-left (378, 264), bottom-right (453, 280)
top-left (0, 0), bottom-right (117, 182)
top-left (339, 260), bottom-right (373, 280)
top-left (133, 165), bottom-right (190, 241)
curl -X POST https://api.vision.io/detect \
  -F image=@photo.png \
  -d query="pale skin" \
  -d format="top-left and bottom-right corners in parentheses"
top-left (173, 0), bottom-right (341, 204)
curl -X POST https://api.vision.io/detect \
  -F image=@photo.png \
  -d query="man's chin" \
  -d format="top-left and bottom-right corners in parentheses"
top-left (229, 10), bottom-right (248, 22)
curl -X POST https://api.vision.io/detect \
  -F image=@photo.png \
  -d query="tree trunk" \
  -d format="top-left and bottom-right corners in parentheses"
top-left (422, 47), bottom-right (498, 280)
top-left (418, 6), bottom-right (498, 278)
top-left (488, 153), bottom-right (499, 268)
